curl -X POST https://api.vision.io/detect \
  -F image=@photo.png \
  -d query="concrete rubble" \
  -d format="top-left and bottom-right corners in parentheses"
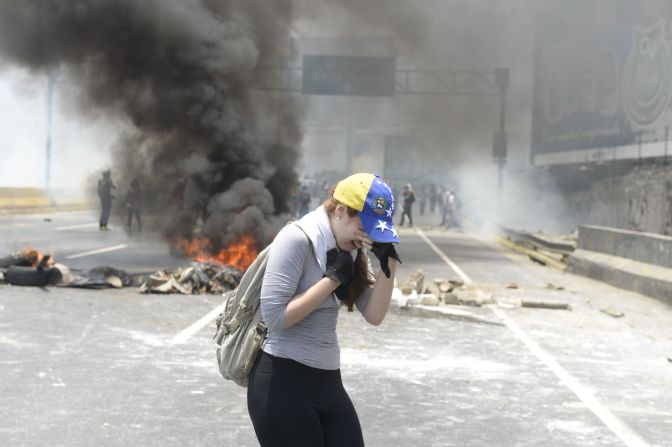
top-left (599, 307), bottom-right (624, 318)
top-left (391, 269), bottom-right (575, 316)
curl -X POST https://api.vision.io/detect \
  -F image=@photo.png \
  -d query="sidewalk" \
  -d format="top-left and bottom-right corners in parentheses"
top-left (0, 187), bottom-right (93, 216)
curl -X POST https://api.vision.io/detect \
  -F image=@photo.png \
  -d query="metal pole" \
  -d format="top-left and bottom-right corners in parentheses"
top-left (665, 126), bottom-right (669, 165)
top-left (45, 69), bottom-right (56, 195)
top-left (493, 68), bottom-right (509, 192)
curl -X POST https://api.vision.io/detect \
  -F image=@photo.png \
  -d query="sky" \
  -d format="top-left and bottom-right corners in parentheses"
top-left (0, 67), bottom-right (113, 191)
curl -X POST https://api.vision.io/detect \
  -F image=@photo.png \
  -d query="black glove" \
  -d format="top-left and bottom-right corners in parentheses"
top-left (371, 242), bottom-right (402, 278)
top-left (324, 248), bottom-right (354, 286)
top-left (333, 284), bottom-right (349, 300)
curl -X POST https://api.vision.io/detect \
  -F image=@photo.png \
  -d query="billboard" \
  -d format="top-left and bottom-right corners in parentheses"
top-left (302, 55), bottom-right (396, 97)
top-left (531, 12), bottom-right (672, 165)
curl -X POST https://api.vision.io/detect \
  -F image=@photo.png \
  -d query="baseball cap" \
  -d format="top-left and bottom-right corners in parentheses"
top-left (332, 173), bottom-right (399, 244)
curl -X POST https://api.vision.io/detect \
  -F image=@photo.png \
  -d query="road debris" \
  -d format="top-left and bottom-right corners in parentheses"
top-left (0, 248), bottom-right (40, 268)
top-left (138, 262), bottom-right (241, 295)
top-left (521, 299), bottom-right (571, 310)
top-left (496, 299), bottom-right (517, 309)
top-left (55, 265), bottom-right (135, 289)
top-left (599, 308), bottom-right (624, 318)
top-left (440, 292), bottom-right (460, 305)
top-left (506, 282), bottom-right (519, 289)
top-left (436, 279), bottom-right (453, 293)
top-left (546, 283), bottom-right (565, 291)
top-left (400, 269), bottom-right (425, 295)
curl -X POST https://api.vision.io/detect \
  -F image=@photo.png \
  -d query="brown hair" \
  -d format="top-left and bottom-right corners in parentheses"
top-left (322, 197), bottom-right (375, 311)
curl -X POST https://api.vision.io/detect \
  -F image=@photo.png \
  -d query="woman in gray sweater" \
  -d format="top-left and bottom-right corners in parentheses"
top-left (247, 173), bottom-right (401, 447)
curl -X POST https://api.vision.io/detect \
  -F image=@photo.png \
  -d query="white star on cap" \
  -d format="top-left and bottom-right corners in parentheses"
top-left (390, 226), bottom-right (398, 238)
top-left (375, 220), bottom-right (388, 233)
top-left (385, 209), bottom-right (393, 218)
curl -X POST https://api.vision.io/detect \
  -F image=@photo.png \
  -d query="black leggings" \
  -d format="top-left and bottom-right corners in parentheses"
top-left (247, 351), bottom-right (364, 447)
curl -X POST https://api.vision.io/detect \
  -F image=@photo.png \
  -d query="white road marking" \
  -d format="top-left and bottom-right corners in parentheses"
top-left (492, 307), bottom-right (649, 447)
top-left (65, 244), bottom-right (127, 259)
top-left (56, 223), bottom-right (99, 231)
top-left (170, 302), bottom-right (226, 344)
top-left (414, 228), bottom-right (472, 284)
top-left (416, 229), bottom-right (650, 447)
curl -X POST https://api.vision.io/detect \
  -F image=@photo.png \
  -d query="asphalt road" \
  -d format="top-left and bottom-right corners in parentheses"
top-left (1, 209), bottom-right (671, 446)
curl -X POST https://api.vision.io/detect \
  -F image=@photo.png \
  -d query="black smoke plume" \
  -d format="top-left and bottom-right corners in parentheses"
top-left (0, 0), bottom-right (302, 249)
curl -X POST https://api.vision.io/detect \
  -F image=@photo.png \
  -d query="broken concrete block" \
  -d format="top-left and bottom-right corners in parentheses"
top-left (496, 299), bottom-right (517, 309)
top-left (419, 294), bottom-right (440, 306)
top-left (402, 269), bottom-right (425, 295)
top-left (600, 308), bottom-right (624, 318)
top-left (448, 278), bottom-right (465, 287)
top-left (521, 300), bottom-right (571, 310)
top-left (440, 292), bottom-right (460, 305)
top-left (401, 283), bottom-right (416, 295)
top-left (435, 279), bottom-right (453, 293)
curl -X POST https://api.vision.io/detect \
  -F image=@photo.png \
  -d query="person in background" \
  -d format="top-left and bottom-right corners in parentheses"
top-left (97, 170), bottom-right (116, 231)
top-left (419, 185), bottom-right (427, 216)
top-left (247, 172), bottom-right (401, 447)
top-left (441, 189), bottom-right (455, 228)
top-left (399, 183), bottom-right (415, 227)
top-left (429, 184), bottom-right (439, 213)
top-left (125, 177), bottom-right (143, 234)
top-left (297, 183), bottom-right (312, 218)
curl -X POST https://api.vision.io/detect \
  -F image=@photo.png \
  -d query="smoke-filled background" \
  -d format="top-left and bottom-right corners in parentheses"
top-left (2, 0), bottom-right (670, 247)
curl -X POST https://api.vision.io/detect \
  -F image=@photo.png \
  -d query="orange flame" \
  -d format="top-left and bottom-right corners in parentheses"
top-left (174, 234), bottom-right (258, 270)
top-left (19, 247), bottom-right (55, 268)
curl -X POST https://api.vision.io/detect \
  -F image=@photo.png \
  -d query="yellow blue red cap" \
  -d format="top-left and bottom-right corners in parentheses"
top-left (333, 173), bottom-right (399, 243)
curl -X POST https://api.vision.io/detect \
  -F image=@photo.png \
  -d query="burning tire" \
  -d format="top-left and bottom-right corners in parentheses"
top-left (6, 266), bottom-right (61, 287)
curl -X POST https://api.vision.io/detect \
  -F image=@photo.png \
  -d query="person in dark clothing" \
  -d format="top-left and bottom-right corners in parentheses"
top-left (399, 184), bottom-right (415, 227)
top-left (297, 184), bottom-right (311, 218)
top-left (429, 184), bottom-right (438, 213)
top-left (125, 178), bottom-right (142, 233)
top-left (419, 186), bottom-right (427, 215)
top-left (97, 170), bottom-right (116, 230)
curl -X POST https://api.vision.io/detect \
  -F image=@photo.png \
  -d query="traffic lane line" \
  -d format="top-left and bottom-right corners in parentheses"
top-left (414, 227), bottom-right (472, 284)
top-left (56, 223), bottom-right (100, 231)
top-left (170, 302), bottom-right (226, 344)
top-left (416, 228), bottom-right (650, 447)
top-left (65, 244), bottom-right (128, 259)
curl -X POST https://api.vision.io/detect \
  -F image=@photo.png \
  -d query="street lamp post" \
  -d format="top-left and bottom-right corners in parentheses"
top-left (493, 68), bottom-right (509, 191)
top-left (45, 66), bottom-right (59, 198)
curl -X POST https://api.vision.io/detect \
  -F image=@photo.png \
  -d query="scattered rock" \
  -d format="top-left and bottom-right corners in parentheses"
top-left (600, 308), bottom-right (624, 318)
top-left (521, 300), bottom-right (571, 310)
top-left (105, 275), bottom-right (123, 289)
top-left (497, 299), bottom-right (517, 309)
top-left (545, 283), bottom-right (565, 291)
top-left (449, 278), bottom-right (465, 287)
top-left (440, 292), bottom-right (460, 305)
top-left (506, 282), bottom-right (519, 289)
top-left (435, 279), bottom-right (453, 293)
top-left (418, 294), bottom-right (440, 306)
top-left (401, 269), bottom-right (425, 295)
top-left (667, 357), bottom-right (672, 363)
